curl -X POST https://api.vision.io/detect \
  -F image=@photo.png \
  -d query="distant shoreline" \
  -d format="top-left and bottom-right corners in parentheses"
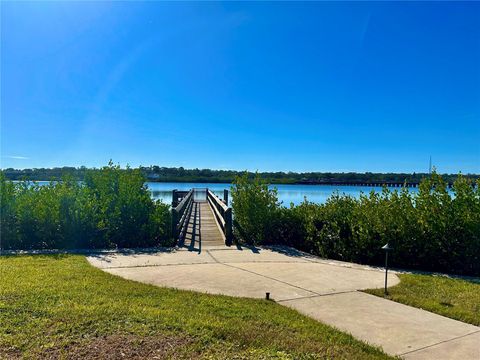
top-left (3, 166), bottom-right (479, 187)
top-left (8, 178), bottom-right (464, 188)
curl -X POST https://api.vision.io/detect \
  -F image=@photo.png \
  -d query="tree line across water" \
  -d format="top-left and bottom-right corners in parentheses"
top-left (1, 163), bottom-right (479, 276)
top-left (3, 165), bottom-right (479, 185)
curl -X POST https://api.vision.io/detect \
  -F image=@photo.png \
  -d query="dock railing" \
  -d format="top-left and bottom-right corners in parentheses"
top-left (206, 189), bottom-right (232, 245)
top-left (171, 189), bottom-right (194, 241)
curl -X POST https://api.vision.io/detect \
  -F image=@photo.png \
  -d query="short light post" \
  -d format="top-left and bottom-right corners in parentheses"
top-left (381, 243), bottom-right (393, 296)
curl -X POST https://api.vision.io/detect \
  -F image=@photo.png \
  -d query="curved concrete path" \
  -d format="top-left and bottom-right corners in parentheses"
top-left (88, 246), bottom-right (479, 359)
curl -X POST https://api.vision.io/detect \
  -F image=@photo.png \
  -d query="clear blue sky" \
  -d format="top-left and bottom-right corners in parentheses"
top-left (2, 1), bottom-right (479, 173)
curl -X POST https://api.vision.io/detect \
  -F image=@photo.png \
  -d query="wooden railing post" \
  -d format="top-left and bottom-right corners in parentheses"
top-left (171, 208), bottom-right (178, 240)
top-left (223, 189), bottom-right (228, 205)
top-left (224, 207), bottom-right (232, 245)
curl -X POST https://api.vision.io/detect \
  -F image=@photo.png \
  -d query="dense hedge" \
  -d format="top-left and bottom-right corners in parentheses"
top-left (0, 163), bottom-right (172, 250)
top-left (232, 173), bottom-right (480, 276)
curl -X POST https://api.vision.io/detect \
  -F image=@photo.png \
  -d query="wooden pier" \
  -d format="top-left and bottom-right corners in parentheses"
top-left (171, 188), bottom-right (232, 249)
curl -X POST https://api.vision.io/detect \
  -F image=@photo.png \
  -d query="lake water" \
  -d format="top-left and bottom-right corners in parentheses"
top-left (18, 181), bottom-right (419, 206)
top-left (147, 182), bottom-right (419, 206)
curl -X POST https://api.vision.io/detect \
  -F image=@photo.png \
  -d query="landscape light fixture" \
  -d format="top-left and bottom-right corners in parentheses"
top-left (381, 243), bottom-right (393, 295)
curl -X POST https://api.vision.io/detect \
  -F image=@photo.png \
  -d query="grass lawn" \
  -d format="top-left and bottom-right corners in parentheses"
top-left (365, 273), bottom-right (480, 326)
top-left (0, 255), bottom-right (393, 359)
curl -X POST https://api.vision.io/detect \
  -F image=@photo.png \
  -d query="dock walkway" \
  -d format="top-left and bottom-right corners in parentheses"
top-left (179, 201), bottom-right (225, 250)
top-left (171, 188), bottom-right (232, 248)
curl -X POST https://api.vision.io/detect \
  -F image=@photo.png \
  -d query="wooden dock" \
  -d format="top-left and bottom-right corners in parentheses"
top-left (172, 188), bottom-right (232, 249)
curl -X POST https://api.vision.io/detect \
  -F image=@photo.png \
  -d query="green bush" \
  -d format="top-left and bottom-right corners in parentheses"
top-left (0, 162), bottom-right (172, 250)
top-left (230, 172), bottom-right (279, 245)
top-left (231, 172), bottom-right (480, 276)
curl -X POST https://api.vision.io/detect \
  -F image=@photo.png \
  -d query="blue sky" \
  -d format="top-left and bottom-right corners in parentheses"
top-left (1, 1), bottom-right (479, 173)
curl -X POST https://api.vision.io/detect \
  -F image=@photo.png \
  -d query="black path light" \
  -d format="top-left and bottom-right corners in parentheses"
top-left (381, 243), bottom-right (393, 295)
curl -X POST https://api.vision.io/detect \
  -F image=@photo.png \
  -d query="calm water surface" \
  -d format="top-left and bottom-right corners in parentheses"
top-left (147, 182), bottom-right (420, 206)
top-left (22, 181), bottom-right (419, 206)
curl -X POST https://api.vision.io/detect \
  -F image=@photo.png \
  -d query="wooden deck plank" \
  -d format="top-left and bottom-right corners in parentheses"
top-left (179, 201), bottom-right (225, 249)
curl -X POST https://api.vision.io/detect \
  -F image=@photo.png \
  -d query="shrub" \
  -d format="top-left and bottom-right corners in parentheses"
top-left (230, 172), bottom-right (279, 245)
top-left (231, 172), bottom-right (480, 276)
top-left (0, 172), bottom-right (18, 248)
top-left (0, 162), bottom-right (172, 250)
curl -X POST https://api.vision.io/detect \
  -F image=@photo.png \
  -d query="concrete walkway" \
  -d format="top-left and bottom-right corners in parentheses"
top-left (87, 246), bottom-right (479, 359)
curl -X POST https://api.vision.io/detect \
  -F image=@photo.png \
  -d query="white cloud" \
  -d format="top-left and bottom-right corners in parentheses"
top-left (3, 155), bottom-right (29, 160)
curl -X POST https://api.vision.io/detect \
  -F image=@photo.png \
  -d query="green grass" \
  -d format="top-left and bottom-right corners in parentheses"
top-left (0, 255), bottom-right (393, 359)
top-left (365, 273), bottom-right (480, 326)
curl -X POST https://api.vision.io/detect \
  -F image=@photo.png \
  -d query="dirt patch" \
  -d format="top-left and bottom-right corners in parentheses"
top-left (0, 347), bottom-right (23, 359)
top-left (31, 334), bottom-right (194, 359)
